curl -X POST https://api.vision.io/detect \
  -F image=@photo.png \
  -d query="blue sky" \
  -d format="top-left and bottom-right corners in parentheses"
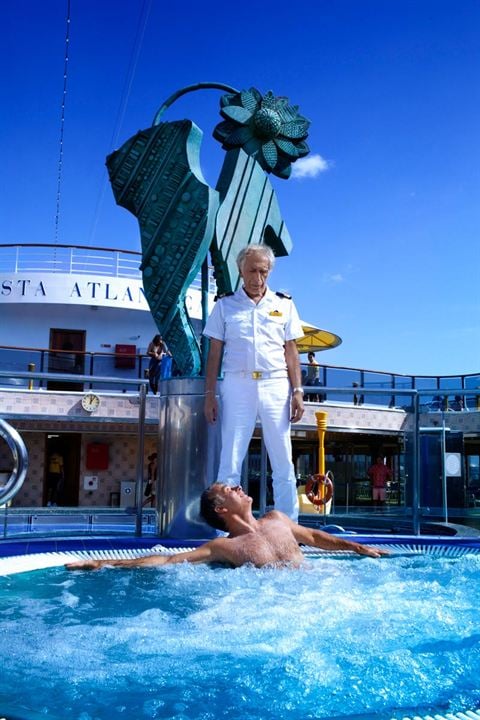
top-left (2, 0), bottom-right (479, 376)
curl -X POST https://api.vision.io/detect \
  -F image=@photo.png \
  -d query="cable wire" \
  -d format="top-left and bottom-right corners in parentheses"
top-left (87, 0), bottom-right (152, 248)
top-left (54, 0), bottom-right (71, 249)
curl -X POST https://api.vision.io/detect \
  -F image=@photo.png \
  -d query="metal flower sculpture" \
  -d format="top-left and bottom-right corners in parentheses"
top-left (107, 82), bottom-right (312, 374)
top-left (213, 88), bottom-right (310, 178)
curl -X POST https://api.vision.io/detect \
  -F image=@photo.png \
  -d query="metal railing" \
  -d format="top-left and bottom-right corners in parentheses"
top-left (301, 363), bottom-right (480, 411)
top-left (1, 342), bottom-right (480, 405)
top-left (1, 378), bottom-right (480, 539)
top-left (0, 345), bottom-right (152, 392)
top-left (0, 243), bottom-right (142, 278)
top-left (0, 419), bottom-right (28, 506)
top-left (0, 243), bottom-right (216, 291)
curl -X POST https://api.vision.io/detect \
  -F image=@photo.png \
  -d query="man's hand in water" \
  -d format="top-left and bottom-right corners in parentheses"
top-left (349, 543), bottom-right (390, 558)
top-left (66, 559), bottom-right (104, 571)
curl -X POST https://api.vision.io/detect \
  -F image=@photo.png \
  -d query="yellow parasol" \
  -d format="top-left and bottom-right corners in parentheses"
top-left (296, 323), bottom-right (342, 354)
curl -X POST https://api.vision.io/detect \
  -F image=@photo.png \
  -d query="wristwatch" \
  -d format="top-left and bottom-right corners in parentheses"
top-left (292, 387), bottom-right (304, 394)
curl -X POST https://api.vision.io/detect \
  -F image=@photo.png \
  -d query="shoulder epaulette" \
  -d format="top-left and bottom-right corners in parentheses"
top-left (214, 291), bottom-right (234, 301)
top-left (276, 291), bottom-right (292, 300)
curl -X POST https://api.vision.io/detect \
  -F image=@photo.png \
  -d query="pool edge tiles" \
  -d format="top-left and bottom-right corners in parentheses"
top-left (0, 535), bottom-right (203, 558)
top-left (391, 709), bottom-right (480, 720)
top-left (0, 546), bottom-right (199, 576)
top-left (1, 536), bottom-right (480, 575)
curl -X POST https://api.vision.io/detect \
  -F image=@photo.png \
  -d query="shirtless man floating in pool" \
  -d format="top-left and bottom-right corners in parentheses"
top-left (66, 483), bottom-right (387, 571)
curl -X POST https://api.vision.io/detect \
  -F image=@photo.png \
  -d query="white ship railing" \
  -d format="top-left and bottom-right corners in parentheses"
top-left (0, 243), bottom-right (216, 291)
top-left (1, 243), bottom-right (141, 278)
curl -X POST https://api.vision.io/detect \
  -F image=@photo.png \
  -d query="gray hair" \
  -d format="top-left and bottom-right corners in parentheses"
top-left (236, 244), bottom-right (276, 272)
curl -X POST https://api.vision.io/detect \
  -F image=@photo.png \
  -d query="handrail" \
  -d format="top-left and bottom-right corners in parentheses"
top-left (0, 344), bottom-right (479, 383)
top-left (0, 419), bottom-right (28, 506)
top-left (0, 242), bottom-right (141, 256)
top-left (0, 369), bottom-right (149, 385)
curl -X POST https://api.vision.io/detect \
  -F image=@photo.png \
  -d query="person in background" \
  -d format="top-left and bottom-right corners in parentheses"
top-left (305, 351), bottom-right (320, 402)
top-left (451, 395), bottom-right (465, 412)
top-left (160, 347), bottom-right (173, 380)
top-left (352, 382), bottom-right (360, 406)
top-left (147, 334), bottom-right (168, 394)
top-left (143, 452), bottom-right (157, 507)
top-left (203, 243), bottom-right (304, 521)
top-left (367, 457), bottom-right (392, 509)
top-left (47, 450), bottom-right (64, 506)
top-left (66, 483), bottom-right (388, 571)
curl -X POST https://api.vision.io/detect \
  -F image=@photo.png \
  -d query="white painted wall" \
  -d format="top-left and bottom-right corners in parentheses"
top-left (0, 272), bottom-right (212, 353)
top-left (1, 303), bottom-right (157, 354)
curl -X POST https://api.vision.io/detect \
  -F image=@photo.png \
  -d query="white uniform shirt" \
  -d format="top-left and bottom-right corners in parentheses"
top-left (203, 287), bottom-right (304, 373)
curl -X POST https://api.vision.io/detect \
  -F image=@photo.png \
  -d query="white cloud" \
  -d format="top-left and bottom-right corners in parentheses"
top-left (322, 272), bottom-right (344, 284)
top-left (291, 153), bottom-right (330, 179)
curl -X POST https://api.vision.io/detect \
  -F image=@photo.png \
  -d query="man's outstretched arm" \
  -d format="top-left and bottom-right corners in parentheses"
top-left (65, 539), bottom-right (229, 571)
top-left (285, 516), bottom-right (389, 558)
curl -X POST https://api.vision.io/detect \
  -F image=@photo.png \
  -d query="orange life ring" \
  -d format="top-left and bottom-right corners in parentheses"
top-left (305, 472), bottom-right (333, 506)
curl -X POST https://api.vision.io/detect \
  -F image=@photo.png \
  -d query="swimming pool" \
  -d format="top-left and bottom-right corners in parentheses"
top-left (1, 538), bottom-right (480, 720)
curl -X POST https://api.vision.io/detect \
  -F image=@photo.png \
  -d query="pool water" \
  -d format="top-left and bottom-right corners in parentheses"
top-left (1, 551), bottom-right (480, 720)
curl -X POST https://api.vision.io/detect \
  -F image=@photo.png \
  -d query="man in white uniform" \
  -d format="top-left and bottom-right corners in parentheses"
top-left (203, 244), bottom-right (305, 520)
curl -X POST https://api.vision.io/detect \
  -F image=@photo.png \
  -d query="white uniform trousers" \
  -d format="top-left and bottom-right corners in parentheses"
top-left (217, 375), bottom-right (299, 521)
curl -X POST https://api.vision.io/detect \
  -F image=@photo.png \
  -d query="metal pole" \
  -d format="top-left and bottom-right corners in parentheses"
top-left (241, 456), bottom-right (249, 495)
top-left (28, 363), bottom-right (35, 390)
top-left (315, 411), bottom-right (329, 521)
top-left (315, 411), bottom-right (328, 476)
top-left (157, 394), bottom-right (169, 536)
top-left (441, 417), bottom-right (448, 525)
top-left (200, 257), bottom-right (209, 375)
top-left (412, 392), bottom-right (421, 536)
top-left (259, 435), bottom-right (267, 517)
top-left (134, 383), bottom-right (147, 537)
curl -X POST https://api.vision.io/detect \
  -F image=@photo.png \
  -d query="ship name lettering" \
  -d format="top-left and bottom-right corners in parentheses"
top-left (1, 279), bottom-right (46, 297)
top-left (87, 282), bottom-right (101, 298)
top-left (105, 283), bottom-right (118, 301)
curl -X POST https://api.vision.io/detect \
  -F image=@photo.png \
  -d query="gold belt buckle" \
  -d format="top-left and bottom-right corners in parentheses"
top-left (251, 371), bottom-right (263, 380)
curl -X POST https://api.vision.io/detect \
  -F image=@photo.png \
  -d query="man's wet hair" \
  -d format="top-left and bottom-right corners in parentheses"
top-left (200, 484), bottom-right (227, 532)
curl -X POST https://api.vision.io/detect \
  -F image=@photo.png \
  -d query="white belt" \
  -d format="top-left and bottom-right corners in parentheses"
top-left (223, 370), bottom-right (288, 380)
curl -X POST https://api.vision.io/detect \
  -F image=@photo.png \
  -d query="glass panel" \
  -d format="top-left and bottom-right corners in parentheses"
top-left (393, 376), bottom-right (414, 389)
top-left (438, 377), bottom-right (464, 411)
top-left (392, 375), bottom-right (414, 410)
top-left (464, 375), bottom-right (480, 410)
top-left (438, 377), bottom-right (462, 389)
top-left (464, 375), bottom-right (480, 389)
top-left (363, 371), bottom-right (393, 407)
top-left (466, 456), bottom-right (480, 507)
top-left (0, 348), bottom-right (41, 388)
top-left (415, 376), bottom-right (439, 411)
top-left (419, 431), bottom-right (467, 522)
top-left (90, 354), bottom-right (141, 392)
top-left (324, 367), bottom-right (362, 404)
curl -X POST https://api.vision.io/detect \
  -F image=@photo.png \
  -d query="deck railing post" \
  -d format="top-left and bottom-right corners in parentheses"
top-left (259, 436), bottom-right (267, 517)
top-left (134, 383), bottom-right (147, 537)
top-left (412, 391), bottom-right (421, 536)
